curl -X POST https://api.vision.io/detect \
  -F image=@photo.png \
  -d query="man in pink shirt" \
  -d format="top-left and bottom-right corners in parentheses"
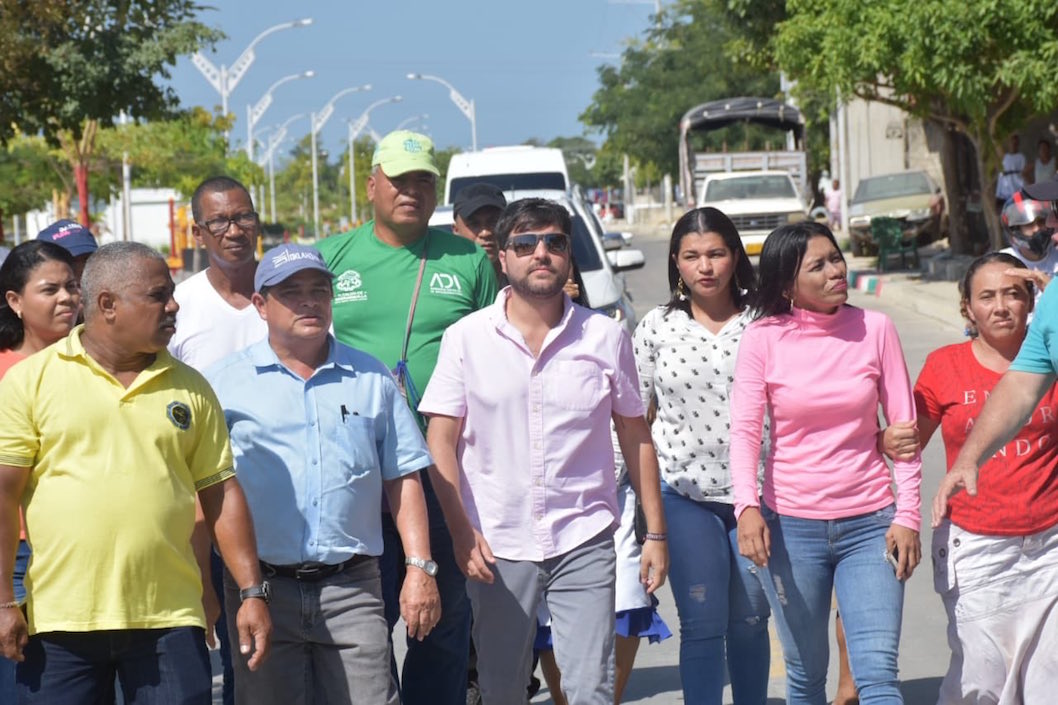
top-left (419, 198), bottom-right (668, 705)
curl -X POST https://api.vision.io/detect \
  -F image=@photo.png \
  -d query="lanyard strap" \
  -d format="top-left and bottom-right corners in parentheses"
top-left (401, 236), bottom-right (429, 364)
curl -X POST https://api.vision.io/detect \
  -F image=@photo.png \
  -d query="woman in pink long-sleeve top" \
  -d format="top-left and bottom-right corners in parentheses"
top-left (730, 222), bottom-right (922, 705)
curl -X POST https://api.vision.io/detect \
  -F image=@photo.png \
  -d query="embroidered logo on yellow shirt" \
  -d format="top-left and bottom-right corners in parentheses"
top-left (166, 401), bottom-right (191, 430)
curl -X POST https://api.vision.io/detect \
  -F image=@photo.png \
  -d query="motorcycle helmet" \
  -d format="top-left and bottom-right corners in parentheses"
top-left (1002, 192), bottom-right (1055, 258)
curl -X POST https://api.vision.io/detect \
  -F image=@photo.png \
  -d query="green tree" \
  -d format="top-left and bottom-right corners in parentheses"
top-left (774, 0), bottom-right (1058, 250)
top-left (0, 135), bottom-right (67, 240)
top-left (579, 0), bottom-right (779, 179)
top-left (0, 0), bottom-right (221, 226)
top-left (98, 108), bottom-right (261, 199)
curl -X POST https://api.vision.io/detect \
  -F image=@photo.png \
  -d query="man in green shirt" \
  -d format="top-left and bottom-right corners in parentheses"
top-left (316, 130), bottom-right (496, 705)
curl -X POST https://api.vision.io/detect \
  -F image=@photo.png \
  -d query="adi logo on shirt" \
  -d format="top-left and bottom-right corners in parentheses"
top-left (429, 272), bottom-right (462, 296)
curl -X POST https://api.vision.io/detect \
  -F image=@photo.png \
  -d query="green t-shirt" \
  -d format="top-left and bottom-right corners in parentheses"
top-left (316, 221), bottom-right (498, 418)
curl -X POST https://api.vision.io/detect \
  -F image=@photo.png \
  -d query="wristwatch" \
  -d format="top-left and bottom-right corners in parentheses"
top-left (239, 581), bottom-right (271, 604)
top-left (405, 556), bottom-right (439, 577)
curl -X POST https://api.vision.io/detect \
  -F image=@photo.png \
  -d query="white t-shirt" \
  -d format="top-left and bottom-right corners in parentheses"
top-left (1036, 157), bottom-right (1056, 185)
top-left (168, 269), bottom-right (268, 371)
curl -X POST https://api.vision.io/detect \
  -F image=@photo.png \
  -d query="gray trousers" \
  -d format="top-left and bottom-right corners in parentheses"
top-left (467, 531), bottom-right (616, 705)
top-left (224, 559), bottom-right (398, 705)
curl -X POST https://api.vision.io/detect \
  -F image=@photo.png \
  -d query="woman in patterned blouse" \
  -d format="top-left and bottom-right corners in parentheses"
top-left (632, 207), bottom-right (769, 705)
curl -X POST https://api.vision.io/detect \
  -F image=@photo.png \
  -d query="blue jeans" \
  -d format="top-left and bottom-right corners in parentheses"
top-left (662, 484), bottom-right (771, 705)
top-left (759, 502), bottom-right (905, 705)
top-left (1, 541), bottom-right (30, 701)
top-left (380, 477), bottom-right (471, 705)
top-left (16, 627), bottom-right (210, 704)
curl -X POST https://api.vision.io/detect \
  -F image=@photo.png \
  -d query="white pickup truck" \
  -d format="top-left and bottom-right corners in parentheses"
top-left (679, 98), bottom-right (810, 254)
top-left (696, 171), bottom-right (808, 255)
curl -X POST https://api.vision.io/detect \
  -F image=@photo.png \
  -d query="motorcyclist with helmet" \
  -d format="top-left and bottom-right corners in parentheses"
top-left (1000, 188), bottom-right (1058, 299)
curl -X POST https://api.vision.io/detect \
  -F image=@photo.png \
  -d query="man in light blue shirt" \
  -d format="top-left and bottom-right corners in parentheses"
top-left (207, 243), bottom-right (440, 705)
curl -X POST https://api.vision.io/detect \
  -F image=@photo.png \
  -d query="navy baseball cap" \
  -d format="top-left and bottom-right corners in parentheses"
top-left (453, 184), bottom-right (507, 220)
top-left (255, 244), bottom-right (334, 292)
top-left (37, 219), bottom-right (98, 257)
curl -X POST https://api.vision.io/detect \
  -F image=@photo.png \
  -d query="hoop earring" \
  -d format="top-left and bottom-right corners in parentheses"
top-left (676, 279), bottom-right (687, 301)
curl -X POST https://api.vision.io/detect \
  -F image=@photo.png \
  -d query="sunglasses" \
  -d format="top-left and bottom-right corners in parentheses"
top-left (199, 211), bottom-right (259, 237)
top-left (505, 232), bottom-right (571, 257)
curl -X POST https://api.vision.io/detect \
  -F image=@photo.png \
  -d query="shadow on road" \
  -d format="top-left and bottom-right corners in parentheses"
top-left (901, 676), bottom-right (942, 704)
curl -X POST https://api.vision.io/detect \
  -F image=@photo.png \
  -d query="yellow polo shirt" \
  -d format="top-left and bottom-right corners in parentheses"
top-left (0, 326), bottom-right (235, 634)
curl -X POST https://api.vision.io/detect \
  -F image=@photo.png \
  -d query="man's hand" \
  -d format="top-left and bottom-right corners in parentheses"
top-left (235, 598), bottom-right (272, 671)
top-left (202, 584), bottom-right (221, 649)
top-left (932, 460), bottom-right (979, 527)
top-left (880, 420), bottom-right (919, 461)
top-left (639, 539), bottom-right (668, 594)
top-left (885, 523), bottom-right (922, 581)
top-left (0, 607), bottom-right (27, 662)
top-left (452, 526), bottom-right (496, 584)
top-left (400, 568), bottom-right (441, 642)
top-left (737, 507), bottom-right (770, 567)
top-left (562, 277), bottom-right (580, 300)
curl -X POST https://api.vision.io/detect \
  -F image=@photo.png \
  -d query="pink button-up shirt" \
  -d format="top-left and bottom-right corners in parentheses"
top-left (419, 288), bottom-right (645, 561)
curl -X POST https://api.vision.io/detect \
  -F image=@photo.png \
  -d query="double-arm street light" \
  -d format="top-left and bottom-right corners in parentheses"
top-left (406, 73), bottom-right (477, 151)
top-left (256, 113), bottom-right (307, 224)
top-left (247, 71), bottom-right (314, 161)
top-left (311, 84), bottom-right (372, 237)
top-left (347, 96), bottom-right (403, 225)
top-left (191, 18), bottom-right (313, 121)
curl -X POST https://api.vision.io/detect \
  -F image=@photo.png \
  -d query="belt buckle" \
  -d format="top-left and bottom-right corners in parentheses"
top-left (295, 562), bottom-right (327, 580)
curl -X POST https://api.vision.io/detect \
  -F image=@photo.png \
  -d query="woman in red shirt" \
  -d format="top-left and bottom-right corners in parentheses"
top-left (0, 241), bottom-right (80, 698)
top-left (914, 252), bottom-right (1058, 703)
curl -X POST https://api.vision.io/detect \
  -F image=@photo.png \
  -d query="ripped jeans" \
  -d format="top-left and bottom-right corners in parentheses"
top-left (661, 483), bottom-right (771, 705)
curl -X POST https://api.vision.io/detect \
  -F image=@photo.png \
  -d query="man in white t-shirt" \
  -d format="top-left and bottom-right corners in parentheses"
top-left (167, 175), bottom-right (268, 705)
top-left (169, 176), bottom-right (268, 370)
top-left (1033, 139), bottom-right (1057, 186)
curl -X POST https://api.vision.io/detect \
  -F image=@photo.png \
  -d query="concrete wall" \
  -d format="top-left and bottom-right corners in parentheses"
top-left (831, 98), bottom-right (945, 201)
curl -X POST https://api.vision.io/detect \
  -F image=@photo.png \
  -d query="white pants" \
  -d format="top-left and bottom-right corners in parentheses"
top-left (932, 520), bottom-right (1058, 705)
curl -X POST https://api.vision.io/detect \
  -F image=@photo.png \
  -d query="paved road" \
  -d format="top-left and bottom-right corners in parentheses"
top-left (535, 230), bottom-right (959, 705)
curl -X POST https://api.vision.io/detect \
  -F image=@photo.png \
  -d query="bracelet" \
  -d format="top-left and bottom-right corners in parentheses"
top-left (0, 601), bottom-right (19, 609)
top-left (643, 532), bottom-right (667, 542)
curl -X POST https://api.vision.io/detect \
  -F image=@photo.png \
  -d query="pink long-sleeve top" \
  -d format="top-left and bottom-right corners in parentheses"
top-left (730, 305), bottom-right (922, 530)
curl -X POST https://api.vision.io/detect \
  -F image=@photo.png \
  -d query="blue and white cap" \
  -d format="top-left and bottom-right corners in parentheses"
top-left (255, 243), bottom-right (334, 292)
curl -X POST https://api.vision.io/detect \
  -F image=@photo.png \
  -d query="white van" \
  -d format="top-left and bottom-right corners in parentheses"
top-left (444, 146), bottom-right (569, 204)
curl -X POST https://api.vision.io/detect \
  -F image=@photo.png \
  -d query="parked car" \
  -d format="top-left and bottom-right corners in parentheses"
top-left (695, 171), bottom-right (808, 256)
top-left (847, 170), bottom-right (946, 255)
top-left (429, 190), bottom-right (643, 332)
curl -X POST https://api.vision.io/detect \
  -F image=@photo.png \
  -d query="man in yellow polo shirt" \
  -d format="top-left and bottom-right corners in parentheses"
top-left (0, 242), bottom-right (272, 704)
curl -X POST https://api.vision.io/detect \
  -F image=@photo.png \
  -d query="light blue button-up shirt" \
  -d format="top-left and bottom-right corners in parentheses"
top-left (207, 336), bottom-right (431, 565)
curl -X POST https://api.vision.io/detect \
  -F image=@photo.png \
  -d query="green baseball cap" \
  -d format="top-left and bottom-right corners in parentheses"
top-left (371, 130), bottom-right (440, 177)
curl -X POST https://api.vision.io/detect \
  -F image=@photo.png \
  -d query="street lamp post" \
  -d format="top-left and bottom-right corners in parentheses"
top-left (311, 84), bottom-right (372, 237)
top-left (347, 96), bottom-right (403, 225)
top-left (190, 18), bottom-right (312, 139)
top-left (246, 70), bottom-right (314, 160)
top-left (395, 113), bottom-right (429, 131)
top-left (256, 113), bottom-right (307, 224)
top-left (406, 73), bottom-right (477, 151)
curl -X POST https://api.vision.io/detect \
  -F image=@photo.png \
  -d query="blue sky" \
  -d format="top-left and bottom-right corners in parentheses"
top-left (165, 1), bottom-right (657, 159)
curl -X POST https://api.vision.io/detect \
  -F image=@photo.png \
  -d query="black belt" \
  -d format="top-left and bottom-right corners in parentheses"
top-left (260, 555), bottom-right (373, 582)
